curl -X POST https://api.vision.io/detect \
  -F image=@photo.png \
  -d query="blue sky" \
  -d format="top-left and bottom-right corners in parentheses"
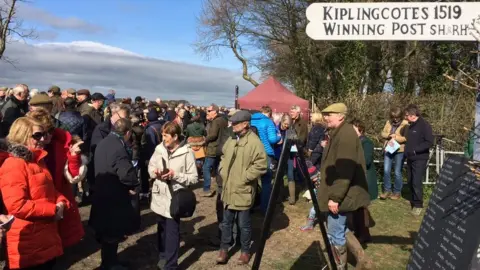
top-left (21, 0), bottom-right (239, 70)
top-left (1, 0), bottom-right (263, 106)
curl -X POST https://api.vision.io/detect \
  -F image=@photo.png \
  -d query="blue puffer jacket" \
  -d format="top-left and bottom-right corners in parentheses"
top-left (251, 112), bottom-right (281, 156)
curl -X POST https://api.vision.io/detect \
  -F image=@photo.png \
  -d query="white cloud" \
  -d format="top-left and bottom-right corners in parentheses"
top-left (0, 41), bottom-right (255, 106)
top-left (16, 3), bottom-right (104, 34)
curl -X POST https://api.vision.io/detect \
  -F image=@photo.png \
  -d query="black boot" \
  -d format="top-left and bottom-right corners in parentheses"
top-left (101, 241), bottom-right (126, 270)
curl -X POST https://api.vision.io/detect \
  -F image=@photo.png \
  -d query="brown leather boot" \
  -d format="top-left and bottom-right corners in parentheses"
top-left (346, 231), bottom-right (373, 269)
top-left (288, 181), bottom-right (296, 205)
top-left (216, 249), bottom-right (228, 264)
top-left (237, 252), bottom-right (250, 265)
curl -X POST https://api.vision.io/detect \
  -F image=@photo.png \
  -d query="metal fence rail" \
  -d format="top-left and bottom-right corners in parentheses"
top-left (372, 144), bottom-right (463, 185)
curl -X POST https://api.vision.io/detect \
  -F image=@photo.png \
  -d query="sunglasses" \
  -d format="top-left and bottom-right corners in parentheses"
top-left (32, 132), bottom-right (47, 141)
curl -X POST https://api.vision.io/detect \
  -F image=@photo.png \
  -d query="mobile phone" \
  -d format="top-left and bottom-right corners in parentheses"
top-left (161, 158), bottom-right (169, 175)
top-left (0, 215), bottom-right (15, 229)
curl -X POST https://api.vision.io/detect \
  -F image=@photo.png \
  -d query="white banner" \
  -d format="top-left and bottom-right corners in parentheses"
top-left (306, 2), bottom-right (480, 41)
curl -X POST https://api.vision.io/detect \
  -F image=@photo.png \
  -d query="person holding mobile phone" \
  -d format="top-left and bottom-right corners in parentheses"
top-left (148, 121), bottom-right (198, 270)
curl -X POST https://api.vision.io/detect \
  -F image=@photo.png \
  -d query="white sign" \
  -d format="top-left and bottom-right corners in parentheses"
top-left (306, 2), bottom-right (480, 41)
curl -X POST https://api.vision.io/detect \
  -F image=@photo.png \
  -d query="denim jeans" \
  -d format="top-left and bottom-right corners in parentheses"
top-left (383, 152), bottom-right (405, 194)
top-left (307, 189), bottom-right (318, 219)
top-left (220, 208), bottom-right (251, 253)
top-left (260, 156), bottom-right (273, 214)
top-left (327, 213), bottom-right (348, 246)
top-left (202, 156), bottom-right (219, 192)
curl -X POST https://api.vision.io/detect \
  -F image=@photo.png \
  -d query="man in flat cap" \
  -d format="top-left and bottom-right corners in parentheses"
top-left (63, 88), bottom-right (76, 99)
top-left (216, 110), bottom-right (267, 265)
top-left (29, 93), bottom-right (53, 112)
top-left (47, 85), bottom-right (64, 115)
top-left (318, 103), bottom-right (371, 270)
top-left (76, 89), bottom-right (91, 116)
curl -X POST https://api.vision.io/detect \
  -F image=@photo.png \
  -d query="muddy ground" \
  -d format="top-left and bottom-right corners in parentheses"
top-left (50, 182), bottom-right (419, 270)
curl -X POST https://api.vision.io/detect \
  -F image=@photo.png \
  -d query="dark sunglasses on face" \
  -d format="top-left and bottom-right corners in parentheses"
top-left (32, 132), bottom-right (47, 141)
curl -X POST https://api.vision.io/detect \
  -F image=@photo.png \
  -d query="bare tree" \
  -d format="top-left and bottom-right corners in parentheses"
top-left (194, 0), bottom-right (259, 87)
top-left (444, 17), bottom-right (480, 92)
top-left (0, 0), bottom-right (35, 62)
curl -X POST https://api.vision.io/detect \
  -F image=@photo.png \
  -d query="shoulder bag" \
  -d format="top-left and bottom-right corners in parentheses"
top-left (162, 157), bottom-right (197, 219)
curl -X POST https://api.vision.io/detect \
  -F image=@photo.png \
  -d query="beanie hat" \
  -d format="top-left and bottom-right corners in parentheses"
top-left (147, 109), bottom-right (159, 122)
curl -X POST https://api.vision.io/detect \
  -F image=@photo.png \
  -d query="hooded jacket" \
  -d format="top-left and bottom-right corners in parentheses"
top-left (250, 112), bottom-right (281, 156)
top-left (148, 141), bottom-right (198, 219)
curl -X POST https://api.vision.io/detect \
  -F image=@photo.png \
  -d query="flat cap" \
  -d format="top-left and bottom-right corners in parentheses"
top-left (29, 94), bottom-right (52, 105)
top-left (229, 110), bottom-right (251, 124)
top-left (77, 89), bottom-right (90, 96)
top-left (48, 85), bottom-right (61, 94)
top-left (322, 103), bottom-right (347, 114)
top-left (91, 92), bottom-right (106, 101)
top-left (65, 88), bottom-right (76, 94)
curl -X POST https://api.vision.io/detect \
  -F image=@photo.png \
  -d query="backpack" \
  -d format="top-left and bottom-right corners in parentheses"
top-left (141, 123), bottom-right (162, 148)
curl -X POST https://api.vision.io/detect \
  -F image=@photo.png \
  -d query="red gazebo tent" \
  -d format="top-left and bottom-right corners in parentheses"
top-left (238, 77), bottom-right (309, 115)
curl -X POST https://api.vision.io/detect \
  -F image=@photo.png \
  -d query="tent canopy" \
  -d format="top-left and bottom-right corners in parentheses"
top-left (238, 77), bottom-right (309, 114)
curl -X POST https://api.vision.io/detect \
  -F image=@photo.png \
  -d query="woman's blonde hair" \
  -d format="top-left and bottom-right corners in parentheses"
top-left (26, 108), bottom-right (54, 131)
top-left (7, 117), bottom-right (43, 146)
top-left (281, 113), bottom-right (292, 127)
top-left (310, 113), bottom-right (324, 125)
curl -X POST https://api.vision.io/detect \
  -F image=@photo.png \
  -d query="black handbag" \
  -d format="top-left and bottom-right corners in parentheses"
top-left (168, 184), bottom-right (196, 219)
top-left (162, 157), bottom-right (197, 219)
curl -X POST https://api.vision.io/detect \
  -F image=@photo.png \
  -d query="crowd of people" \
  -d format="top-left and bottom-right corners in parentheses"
top-left (0, 83), bottom-right (436, 270)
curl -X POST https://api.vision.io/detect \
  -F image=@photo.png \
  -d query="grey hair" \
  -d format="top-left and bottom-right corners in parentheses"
top-left (290, 105), bottom-right (301, 112)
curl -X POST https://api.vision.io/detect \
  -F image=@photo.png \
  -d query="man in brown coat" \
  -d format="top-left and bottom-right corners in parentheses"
top-left (318, 103), bottom-right (372, 270)
top-left (287, 105), bottom-right (309, 204)
top-left (203, 104), bottom-right (228, 197)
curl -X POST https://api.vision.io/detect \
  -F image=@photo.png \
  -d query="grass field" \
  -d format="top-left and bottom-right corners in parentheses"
top-left (53, 181), bottom-right (424, 270)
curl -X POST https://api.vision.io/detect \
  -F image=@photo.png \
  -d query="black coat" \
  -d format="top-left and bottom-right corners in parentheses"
top-left (89, 133), bottom-right (140, 239)
top-left (0, 96), bottom-right (26, 137)
top-left (307, 124), bottom-right (326, 166)
top-left (405, 117), bottom-right (434, 160)
top-left (90, 120), bottom-right (112, 154)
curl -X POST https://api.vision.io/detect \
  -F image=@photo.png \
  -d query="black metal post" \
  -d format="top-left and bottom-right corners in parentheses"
top-left (235, 85), bottom-right (239, 109)
top-left (295, 144), bottom-right (337, 270)
top-left (251, 138), bottom-right (291, 270)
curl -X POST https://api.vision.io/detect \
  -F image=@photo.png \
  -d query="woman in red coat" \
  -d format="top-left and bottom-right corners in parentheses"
top-left (26, 109), bottom-right (86, 248)
top-left (0, 117), bottom-right (69, 269)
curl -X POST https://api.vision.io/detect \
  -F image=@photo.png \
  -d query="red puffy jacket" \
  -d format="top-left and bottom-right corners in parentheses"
top-left (0, 145), bottom-right (69, 269)
top-left (45, 128), bottom-right (85, 248)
